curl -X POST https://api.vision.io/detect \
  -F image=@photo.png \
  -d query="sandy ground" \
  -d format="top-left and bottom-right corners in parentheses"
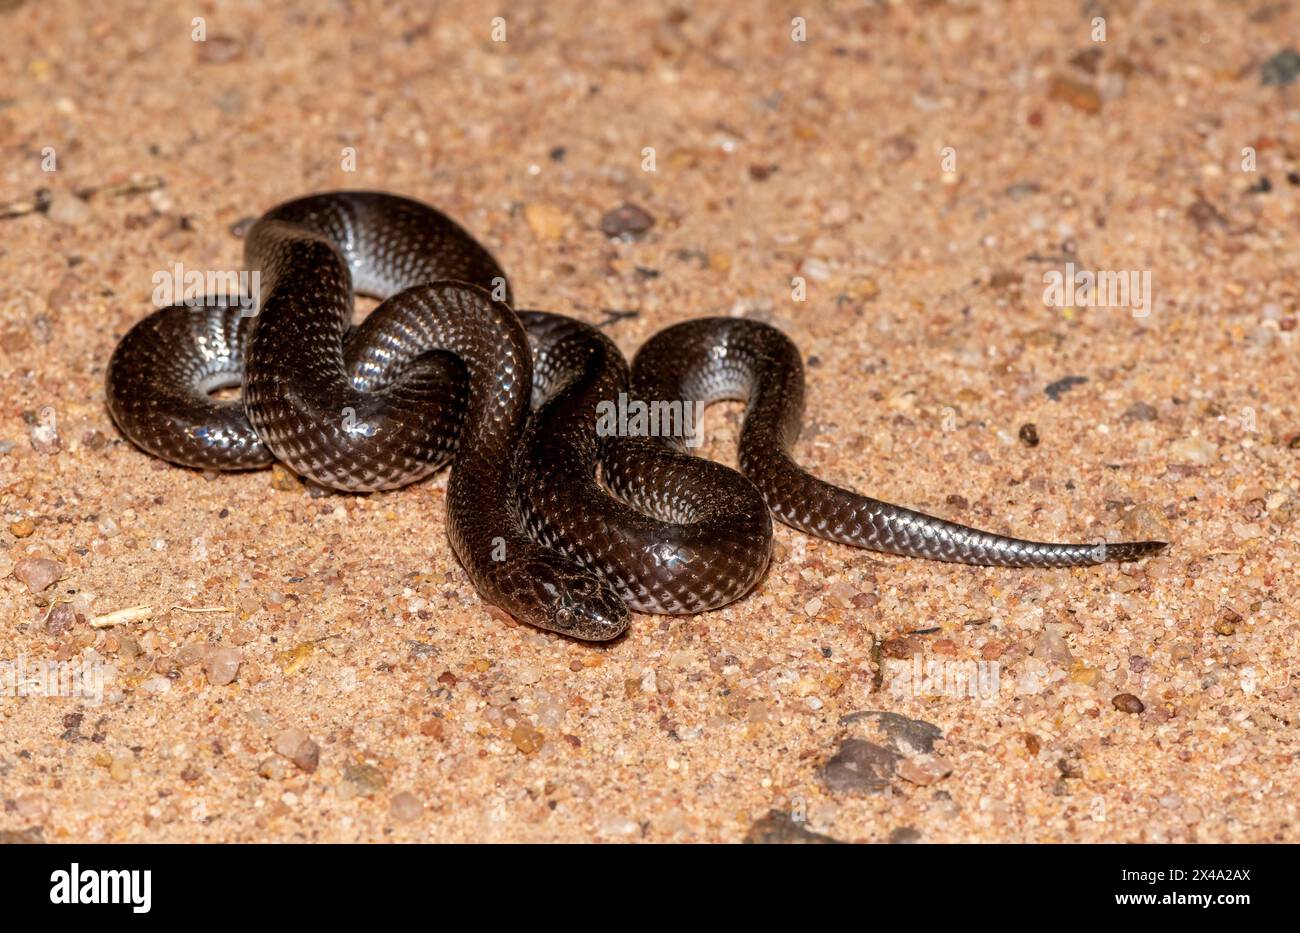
top-left (0, 0), bottom-right (1297, 843)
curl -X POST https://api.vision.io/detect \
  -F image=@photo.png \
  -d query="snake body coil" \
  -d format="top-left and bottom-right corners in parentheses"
top-left (106, 191), bottom-right (1166, 641)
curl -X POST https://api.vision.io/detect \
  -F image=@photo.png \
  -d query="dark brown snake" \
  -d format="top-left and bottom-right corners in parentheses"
top-left (106, 191), bottom-right (1167, 641)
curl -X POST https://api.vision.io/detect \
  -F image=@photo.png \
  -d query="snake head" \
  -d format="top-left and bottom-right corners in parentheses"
top-left (540, 569), bottom-right (629, 642)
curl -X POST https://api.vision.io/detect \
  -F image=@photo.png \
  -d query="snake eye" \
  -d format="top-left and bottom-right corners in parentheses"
top-left (552, 606), bottom-right (576, 629)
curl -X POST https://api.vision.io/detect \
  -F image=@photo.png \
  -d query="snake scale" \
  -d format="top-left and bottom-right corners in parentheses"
top-left (106, 191), bottom-right (1167, 640)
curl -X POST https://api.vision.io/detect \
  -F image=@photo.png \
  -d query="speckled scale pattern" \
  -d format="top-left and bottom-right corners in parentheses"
top-left (106, 296), bottom-right (270, 470)
top-left (107, 192), bottom-right (507, 491)
top-left (630, 317), bottom-right (1167, 568)
top-left (515, 311), bottom-right (772, 615)
top-left (349, 289), bottom-right (627, 640)
top-left (240, 193), bottom-right (510, 491)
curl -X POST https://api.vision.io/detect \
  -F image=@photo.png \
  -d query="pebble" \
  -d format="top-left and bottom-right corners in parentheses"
top-left (523, 202), bottom-right (571, 240)
top-left (9, 518), bottom-right (35, 538)
top-left (273, 727), bottom-right (320, 772)
top-left (389, 791), bottom-right (423, 822)
top-left (14, 793), bottom-right (49, 822)
top-left (897, 754), bottom-right (953, 785)
top-left (45, 193), bottom-right (91, 226)
top-left (13, 557), bottom-right (64, 593)
top-left (174, 643), bottom-right (209, 667)
top-left (822, 739), bottom-right (900, 794)
top-left (257, 756), bottom-right (289, 781)
top-left (1033, 623), bottom-right (1074, 665)
top-left (845, 276), bottom-right (880, 303)
top-left (1044, 375), bottom-right (1088, 401)
top-left (1018, 423), bottom-right (1040, 447)
top-left (1112, 693), bottom-right (1145, 714)
top-left (511, 724), bottom-right (545, 755)
top-left (1047, 74), bottom-right (1102, 113)
top-left (1214, 609), bottom-right (1241, 636)
top-left (844, 711), bottom-right (944, 755)
top-left (43, 602), bottom-right (75, 636)
top-left (1122, 401), bottom-right (1159, 422)
top-left (1261, 48), bottom-right (1300, 86)
top-left (600, 815), bottom-right (641, 836)
top-left (599, 202), bottom-right (655, 240)
top-left (269, 464), bottom-right (300, 491)
top-left (342, 763), bottom-right (387, 796)
top-left (1168, 436), bottom-right (1217, 466)
top-left (116, 636), bottom-right (141, 659)
top-left (889, 826), bottom-right (923, 844)
top-left (743, 810), bottom-right (843, 844)
top-left (203, 647), bottom-right (242, 686)
top-left (1122, 503), bottom-right (1169, 541)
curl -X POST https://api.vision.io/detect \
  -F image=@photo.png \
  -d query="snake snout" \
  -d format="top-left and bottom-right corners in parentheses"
top-left (546, 576), bottom-right (629, 642)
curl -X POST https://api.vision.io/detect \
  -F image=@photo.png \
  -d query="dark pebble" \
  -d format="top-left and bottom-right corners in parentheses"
top-left (823, 739), bottom-right (900, 794)
top-left (1261, 48), bottom-right (1300, 86)
top-left (1018, 423), bottom-right (1040, 447)
top-left (888, 826), bottom-right (922, 844)
top-left (1112, 692), bottom-right (1145, 714)
top-left (1122, 401), bottom-right (1158, 422)
top-left (743, 810), bottom-right (843, 844)
top-left (842, 710), bottom-right (943, 754)
top-left (599, 203), bottom-right (655, 240)
top-left (1045, 375), bottom-right (1088, 401)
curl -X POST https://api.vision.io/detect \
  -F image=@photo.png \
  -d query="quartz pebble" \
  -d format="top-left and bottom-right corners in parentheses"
top-left (898, 754), bottom-right (953, 785)
top-left (1168, 436), bottom-right (1217, 466)
top-left (274, 727), bottom-right (320, 772)
top-left (1033, 624), bottom-right (1073, 665)
top-left (13, 557), bottom-right (64, 593)
top-left (389, 791), bottom-right (423, 822)
top-left (203, 647), bottom-right (242, 686)
top-left (523, 202), bottom-right (570, 240)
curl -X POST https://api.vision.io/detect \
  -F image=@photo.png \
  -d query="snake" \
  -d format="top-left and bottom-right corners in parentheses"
top-left (106, 191), bottom-right (1168, 641)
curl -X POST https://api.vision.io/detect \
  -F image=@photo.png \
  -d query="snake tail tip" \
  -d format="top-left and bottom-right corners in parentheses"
top-left (1104, 540), bottom-right (1169, 562)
